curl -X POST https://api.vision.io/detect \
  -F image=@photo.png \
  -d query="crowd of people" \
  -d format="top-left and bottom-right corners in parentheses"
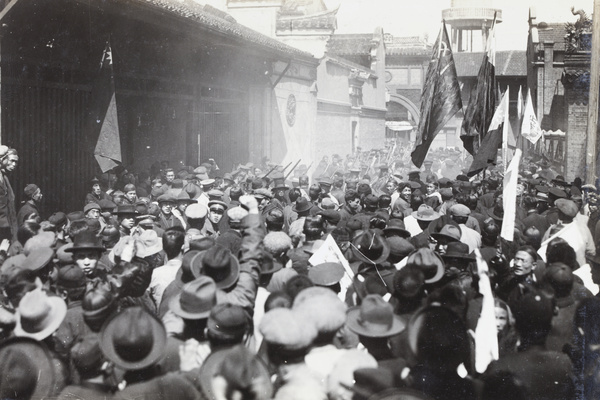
top-left (0, 142), bottom-right (599, 400)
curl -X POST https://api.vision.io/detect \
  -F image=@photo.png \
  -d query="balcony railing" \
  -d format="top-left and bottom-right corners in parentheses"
top-left (442, 8), bottom-right (502, 23)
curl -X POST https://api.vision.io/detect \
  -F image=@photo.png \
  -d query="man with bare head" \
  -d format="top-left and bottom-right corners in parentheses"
top-left (0, 146), bottom-right (18, 241)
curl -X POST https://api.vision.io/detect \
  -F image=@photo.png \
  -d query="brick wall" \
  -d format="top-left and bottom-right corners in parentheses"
top-left (565, 101), bottom-right (587, 181)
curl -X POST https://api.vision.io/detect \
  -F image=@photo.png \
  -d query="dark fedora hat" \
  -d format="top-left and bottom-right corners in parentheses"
top-left (441, 242), bottom-right (475, 261)
top-left (346, 294), bottom-right (405, 338)
top-left (292, 197), bottom-right (313, 213)
top-left (199, 245), bottom-right (241, 289)
top-left (351, 230), bottom-right (390, 265)
top-left (405, 248), bottom-right (445, 284)
top-left (0, 338), bottom-right (62, 400)
top-left (113, 204), bottom-right (139, 216)
top-left (175, 250), bottom-right (203, 284)
top-left (308, 262), bottom-right (345, 287)
top-left (99, 306), bottom-right (166, 371)
top-left (382, 219), bottom-right (411, 239)
top-left (430, 224), bottom-right (461, 244)
top-left (169, 276), bottom-right (217, 320)
top-left (66, 230), bottom-right (105, 253)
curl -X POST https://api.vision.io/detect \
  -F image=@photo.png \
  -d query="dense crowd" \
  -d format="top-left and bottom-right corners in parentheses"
top-left (0, 144), bottom-right (599, 400)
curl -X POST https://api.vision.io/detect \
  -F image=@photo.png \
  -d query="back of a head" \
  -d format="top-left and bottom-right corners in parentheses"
top-left (288, 188), bottom-right (301, 203)
top-left (378, 194), bottom-right (391, 209)
top-left (17, 221), bottom-right (41, 246)
top-left (546, 240), bottom-right (578, 270)
top-left (229, 186), bottom-right (243, 202)
top-left (509, 288), bottom-right (554, 345)
top-left (163, 227), bottom-right (185, 259)
top-left (408, 306), bottom-right (470, 371)
top-left (303, 215), bottom-right (324, 241)
top-left (545, 262), bottom-right (574, 298)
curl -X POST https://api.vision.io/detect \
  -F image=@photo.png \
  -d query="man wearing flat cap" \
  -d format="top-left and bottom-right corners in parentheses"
top-left (542, 198), bottom-right (595, 266)
top-left (17, 183), bottom-right (43, 226)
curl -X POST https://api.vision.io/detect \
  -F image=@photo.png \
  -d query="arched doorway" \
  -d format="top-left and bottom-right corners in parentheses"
top-left (385, 94), bottom-right (420, 143)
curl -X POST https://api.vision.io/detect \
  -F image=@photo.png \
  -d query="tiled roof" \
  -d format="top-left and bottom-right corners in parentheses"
top-left (132, 0), bottom-right (314, 60)
top-left (276, 8), bottom-right (338, 31)
top-left (535, 23), bottom-right (567, 51)
top-left (327, 34), bottom-right (374, 56)
top-left (453, 50), bottom-right (527, 77)
top-left (386, 46), bottom-right (432, 56)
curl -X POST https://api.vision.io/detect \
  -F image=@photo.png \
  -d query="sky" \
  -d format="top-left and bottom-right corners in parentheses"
top-left (332, 0), bottom-right (594, 51)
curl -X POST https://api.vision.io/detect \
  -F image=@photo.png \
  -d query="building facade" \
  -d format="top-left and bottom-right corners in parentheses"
top-left (0, 0), bottom-right (318, 211)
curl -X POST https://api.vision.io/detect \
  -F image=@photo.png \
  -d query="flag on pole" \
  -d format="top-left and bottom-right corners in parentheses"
top-left (90, 41), bottom-right (122, 173)
top-left (461, 15), bottom-right (497, 156)
top-left (501, 149), bottom-right (522, 241)
top-left (473, 249), bottom-right (499, 373)
top-left (468, 89), bottom-right (509, 176)
top-left (411, 22), bottom-right (463, 167)
top-left (517, 85), bottom-right (524, 119)
top-left (501, 87), bottom-right (510, 170)
top-left (521, 89), bottom-right (543, 144)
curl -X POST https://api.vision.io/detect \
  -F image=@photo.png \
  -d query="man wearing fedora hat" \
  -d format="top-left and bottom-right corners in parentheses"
top-left (114, 204), bottom-right (140, 237)
top-left (346, 294), bottom-right (405, 361)
top-left (99, 307), bottom-right (199, 398)
top-left (67, 230), bottom-right (108, 280)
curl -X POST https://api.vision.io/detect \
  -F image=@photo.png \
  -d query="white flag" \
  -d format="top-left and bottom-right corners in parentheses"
top-left (501, 149), bottom-right (522, 241)
top-left (474, 249), bottom-right (499, 373)
top-left (517, 85), bottom-right (523, 119)
top-left (521, 89), bottom-right (542, 144)
top-left (309, 234), bottom-right (354, 301)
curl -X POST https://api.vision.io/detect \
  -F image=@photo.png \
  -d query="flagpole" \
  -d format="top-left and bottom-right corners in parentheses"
top-left (502, 87), bottom-right (509, 173)
top-left (586, 0), bottom-right (600, 184)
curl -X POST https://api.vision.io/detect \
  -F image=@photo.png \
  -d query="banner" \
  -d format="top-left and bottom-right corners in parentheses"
top-left (521, 89), bottom-right (543, 144)
top-left (461, 15), bottom-right (497, 156)
top-left (411, 22), bottom-right (463, 167)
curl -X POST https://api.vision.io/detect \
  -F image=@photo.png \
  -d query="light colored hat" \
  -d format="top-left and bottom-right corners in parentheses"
top-left (135, 230), bottom-right (163, 258)
top-left (293, 287), bottom-right (347, 333)
top-left (185, 203), bottom-right (208, 219)
top-left (259, 308), bottom-right (317, 350)
top-left (14, 288), bottom-right (67, 341)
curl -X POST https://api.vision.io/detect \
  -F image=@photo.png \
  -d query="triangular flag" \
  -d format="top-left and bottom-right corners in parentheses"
top-left (89, 41), bottom-right (122, 172)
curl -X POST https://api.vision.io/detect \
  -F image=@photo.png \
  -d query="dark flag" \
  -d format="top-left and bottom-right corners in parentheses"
top-left (461, 17), bottom-right (497, 156)
top-left (89, 41), bottom-right (122, 172)
top-left (467, 89), bottom-right (508, 176)
top-left (411, 22), bottom-right (462, 168)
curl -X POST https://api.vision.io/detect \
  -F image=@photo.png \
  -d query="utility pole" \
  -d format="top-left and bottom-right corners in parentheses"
top-left (586, 0), bottom-right (600, 184)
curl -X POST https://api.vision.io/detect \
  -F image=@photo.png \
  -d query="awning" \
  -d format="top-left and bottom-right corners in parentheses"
top-left (386, 121), bottom-right (413, 132)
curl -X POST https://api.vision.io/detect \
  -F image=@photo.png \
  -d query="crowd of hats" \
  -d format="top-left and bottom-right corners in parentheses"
top-left (0, 153), bottom-right (598, 400)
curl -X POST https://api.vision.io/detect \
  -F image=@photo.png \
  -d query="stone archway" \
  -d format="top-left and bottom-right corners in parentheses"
top-left (387, 94), bottom-right (420, 122)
